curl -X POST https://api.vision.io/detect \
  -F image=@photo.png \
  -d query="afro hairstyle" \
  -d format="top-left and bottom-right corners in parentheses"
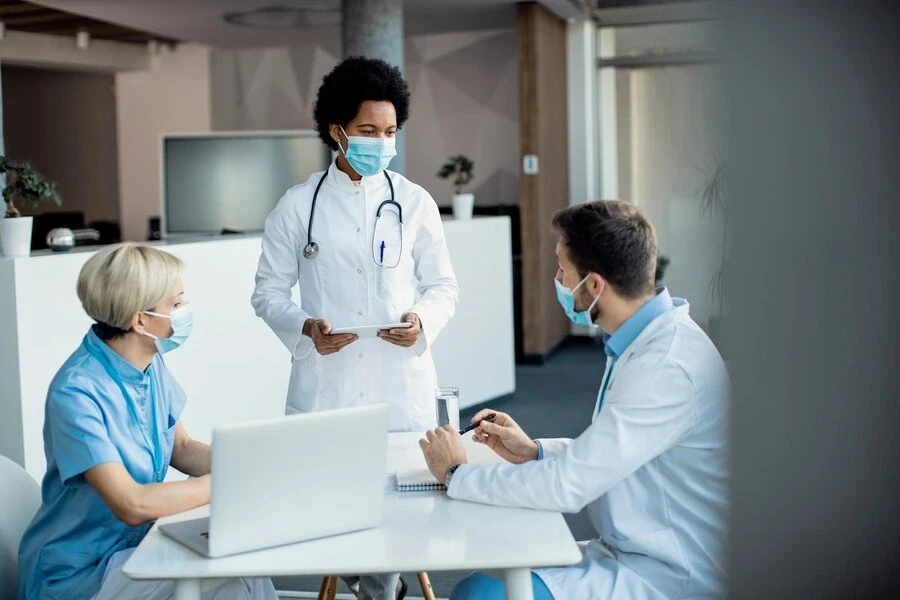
top-left (313, 56), bottom-right (411, 151)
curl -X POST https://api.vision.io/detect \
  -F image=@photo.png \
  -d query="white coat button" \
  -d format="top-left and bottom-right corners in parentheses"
top-left (356, 227), bottom-right (361, 233)
top-left (358, 311), bottom-right (363, 317)
top-left (359, 393), bottom-right (364, 398)
top-left (359, 353), bottom-right (364, 358)
top-left (357, 269), bottom-right (362, 274)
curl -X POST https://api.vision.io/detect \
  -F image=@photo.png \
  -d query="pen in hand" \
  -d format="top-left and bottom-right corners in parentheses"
top-left (459, 413), bottom-right (497, 436)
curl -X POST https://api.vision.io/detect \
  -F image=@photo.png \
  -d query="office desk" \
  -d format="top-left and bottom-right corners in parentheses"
top-left (123, 436), bottom-right (580, 600)
top-left (123, 495), bottom-right (580, 600)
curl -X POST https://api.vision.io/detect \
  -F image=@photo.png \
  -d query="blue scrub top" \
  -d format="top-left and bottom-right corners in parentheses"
top-left (18, 326), bottom-right (187, 600)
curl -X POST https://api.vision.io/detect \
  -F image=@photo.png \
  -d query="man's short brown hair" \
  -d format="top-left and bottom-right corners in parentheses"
top-left (552, 200), bottom-right (658, 299)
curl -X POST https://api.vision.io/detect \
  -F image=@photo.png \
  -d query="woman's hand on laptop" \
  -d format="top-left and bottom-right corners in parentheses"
top-left (419, 426), bottom-right (467, 485)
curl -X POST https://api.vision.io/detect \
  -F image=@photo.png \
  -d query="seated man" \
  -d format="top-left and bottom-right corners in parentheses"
top-left (420, 201), bottom-right (730, 599)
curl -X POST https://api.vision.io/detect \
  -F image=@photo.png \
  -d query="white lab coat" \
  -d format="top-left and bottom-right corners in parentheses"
top-left (251, 162), bottom-right (459, 431)
top-left (448, 300), bottom-right (730, 599)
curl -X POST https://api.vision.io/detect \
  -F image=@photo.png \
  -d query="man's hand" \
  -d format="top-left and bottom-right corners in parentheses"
top-left (303, 318), bottom-right (358, 356)
top-left (419, 426), bottom-right (468, 485)
top-left (377, 312), bottom-right (422, 348)
top-left (470, 410), bottom-right (539, 464)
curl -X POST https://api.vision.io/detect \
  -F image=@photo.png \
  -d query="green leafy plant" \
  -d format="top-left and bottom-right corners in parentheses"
top-left (698, 156), bottom-right (727, 317)
top-left (1, 156), bottom-right (61, 218)
top-left (436, 155), bottom-right (474, 195)
top-left (655, 254), bottom-right (670, 285)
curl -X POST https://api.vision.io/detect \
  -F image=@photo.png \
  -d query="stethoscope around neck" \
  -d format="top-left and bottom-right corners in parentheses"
top-left (303, 170), bottom-right (401, 260)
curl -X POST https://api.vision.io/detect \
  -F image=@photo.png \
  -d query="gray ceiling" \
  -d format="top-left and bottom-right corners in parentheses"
top-left (31, 1), bottom-right (522, 47)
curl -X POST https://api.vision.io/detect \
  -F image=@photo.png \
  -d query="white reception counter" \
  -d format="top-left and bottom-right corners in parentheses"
top-left (0, 217), bottom-right (515, 480)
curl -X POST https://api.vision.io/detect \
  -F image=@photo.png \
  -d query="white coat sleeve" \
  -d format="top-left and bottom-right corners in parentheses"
top-left (536, 438), bottom-right (572, 458)
top-left (251, 194), bottom-right (315, 360)
top-left (408, 195), bottom-right (459, 356)
top-left (447, 356), bottom-right (697, 513)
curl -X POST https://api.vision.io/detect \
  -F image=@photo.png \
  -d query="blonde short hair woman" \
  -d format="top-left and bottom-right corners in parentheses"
top-left (18, 243), bottom-right (276, 600)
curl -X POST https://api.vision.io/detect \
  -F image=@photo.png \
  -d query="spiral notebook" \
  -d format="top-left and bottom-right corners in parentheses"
top-left (390, 432), bottom-right (505, 492)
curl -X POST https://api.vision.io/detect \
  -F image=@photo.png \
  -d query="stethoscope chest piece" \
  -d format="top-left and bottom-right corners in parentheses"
top-left (303, 242), bottom-right (319, 259)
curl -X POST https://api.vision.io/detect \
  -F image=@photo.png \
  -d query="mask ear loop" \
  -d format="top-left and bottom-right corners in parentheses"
top-left (576, 275), bottom-right (601, 315)
top-left (337, 125), bottom-right (350, 156)
top-left (139, 313), bottom-right (164, 341)
top-left (571, 274), bottom-right (590, 293)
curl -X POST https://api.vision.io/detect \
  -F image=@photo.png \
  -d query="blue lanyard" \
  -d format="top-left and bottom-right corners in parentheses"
top-left (86, 345), bottom-right (165, 482)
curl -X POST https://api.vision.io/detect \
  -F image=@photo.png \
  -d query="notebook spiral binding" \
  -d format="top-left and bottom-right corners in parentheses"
top-left (397, 481), bottom-right (446, 491)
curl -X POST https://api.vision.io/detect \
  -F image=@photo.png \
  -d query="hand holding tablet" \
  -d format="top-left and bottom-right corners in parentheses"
top-left (330, 322), bottom-right (413, 339)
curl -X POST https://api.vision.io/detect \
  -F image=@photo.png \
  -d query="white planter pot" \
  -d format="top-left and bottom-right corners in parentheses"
top-left (0, 216), bottom-right (33, 258)
top-left (452, 193), bottom-right (475, 220)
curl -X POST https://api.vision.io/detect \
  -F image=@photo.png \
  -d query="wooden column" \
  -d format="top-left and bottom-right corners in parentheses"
top-left (517, 2), bottom-right (571, 359)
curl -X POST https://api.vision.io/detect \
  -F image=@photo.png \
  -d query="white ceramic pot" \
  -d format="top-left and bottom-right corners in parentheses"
top-left (451, 193), bottom-right (475, 220)
top-left (0, 216), bottom-right (33, 258)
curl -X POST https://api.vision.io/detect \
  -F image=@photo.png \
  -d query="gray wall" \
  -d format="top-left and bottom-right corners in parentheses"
top-left (724, 1), bottom-right (900, 597)
top-left (1, 66), bottom-right (120, 224)
top-left (210, 28), bottom-right (519, 207)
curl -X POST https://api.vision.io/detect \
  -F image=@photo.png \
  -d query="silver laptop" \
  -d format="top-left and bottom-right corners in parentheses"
top-left (159, 403), bottom-right (389, 557)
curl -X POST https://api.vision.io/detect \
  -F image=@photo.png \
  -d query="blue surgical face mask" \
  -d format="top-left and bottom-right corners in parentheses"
top-left (339, 126), bottom-right (397, 177)
top-left (555, 276), bottom-right (599, 326)
top-left (143, 304), bottom-right (193, 353)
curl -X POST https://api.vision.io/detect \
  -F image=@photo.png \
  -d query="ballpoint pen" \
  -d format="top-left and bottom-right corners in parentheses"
top-left (459, 412), bottom-right (497, 435)
top-left (379, 240), bottom-right (386, 264)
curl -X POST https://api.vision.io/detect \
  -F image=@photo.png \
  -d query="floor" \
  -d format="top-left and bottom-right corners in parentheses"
top-left (273, 340), bottom-right (607, 599)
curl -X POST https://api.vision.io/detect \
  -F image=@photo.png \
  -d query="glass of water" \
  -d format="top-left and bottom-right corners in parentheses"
top-left (435, 387), bottom-right (460, 431)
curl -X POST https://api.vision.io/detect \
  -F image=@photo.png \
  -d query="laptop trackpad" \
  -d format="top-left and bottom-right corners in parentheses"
top-left (159, 517), bottom-right (211, 556)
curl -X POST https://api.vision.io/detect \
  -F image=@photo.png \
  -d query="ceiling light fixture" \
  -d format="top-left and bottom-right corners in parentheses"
top-left (223, 5), bottom-right (340, 29)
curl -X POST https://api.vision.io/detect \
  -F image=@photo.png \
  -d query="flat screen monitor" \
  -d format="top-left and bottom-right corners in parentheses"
top-left (162, 132), bottom-right (330, 235)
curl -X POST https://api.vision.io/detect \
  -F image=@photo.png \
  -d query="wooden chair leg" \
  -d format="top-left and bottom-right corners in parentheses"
top-left (318, 575), bottom-right (339, 600)
top-left (417, 571), bottom-right (436, 600)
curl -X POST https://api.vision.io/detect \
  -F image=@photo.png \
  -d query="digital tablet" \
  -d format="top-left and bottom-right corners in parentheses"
top-left (329, 322), bottom-right (413, 338)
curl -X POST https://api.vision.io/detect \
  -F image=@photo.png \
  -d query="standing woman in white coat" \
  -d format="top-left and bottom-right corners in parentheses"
top-left (251, 57), bottom-right (458, 599)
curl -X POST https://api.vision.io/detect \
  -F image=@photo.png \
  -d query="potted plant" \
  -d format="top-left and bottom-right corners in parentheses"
top-left (1, 156), bottom-right (61, 258)
top-left (655, 254), bottom-right (670, 286)
top-left (698, 156), bottom-right (727, 343)
top-left (437, 155), bottom-right (475, 220)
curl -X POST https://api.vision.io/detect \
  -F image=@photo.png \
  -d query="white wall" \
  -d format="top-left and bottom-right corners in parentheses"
top-left (567, 20), bottom-right (599, 206)
top-left (625, 65), bottom-right (722, 326)
top-left (116, 44), bottom-right (211, 242)
top-left (595, 22), bottom-right (722, 327)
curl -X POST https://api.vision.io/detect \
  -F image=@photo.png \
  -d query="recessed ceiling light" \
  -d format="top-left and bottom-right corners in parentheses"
top-left (223, 5), bottom-right (340, 29)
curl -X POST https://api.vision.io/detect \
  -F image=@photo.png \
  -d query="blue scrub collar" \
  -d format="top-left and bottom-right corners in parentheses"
top-left (85, 326), bottom-right (152, 385)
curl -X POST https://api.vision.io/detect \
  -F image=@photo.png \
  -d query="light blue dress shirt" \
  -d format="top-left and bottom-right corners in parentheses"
top-left (601, 287), bottom-right (675, 361)
top-left (18, 327), bottom-right (186, 600)
top-left (537, 287), bottom-right (675, 461)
